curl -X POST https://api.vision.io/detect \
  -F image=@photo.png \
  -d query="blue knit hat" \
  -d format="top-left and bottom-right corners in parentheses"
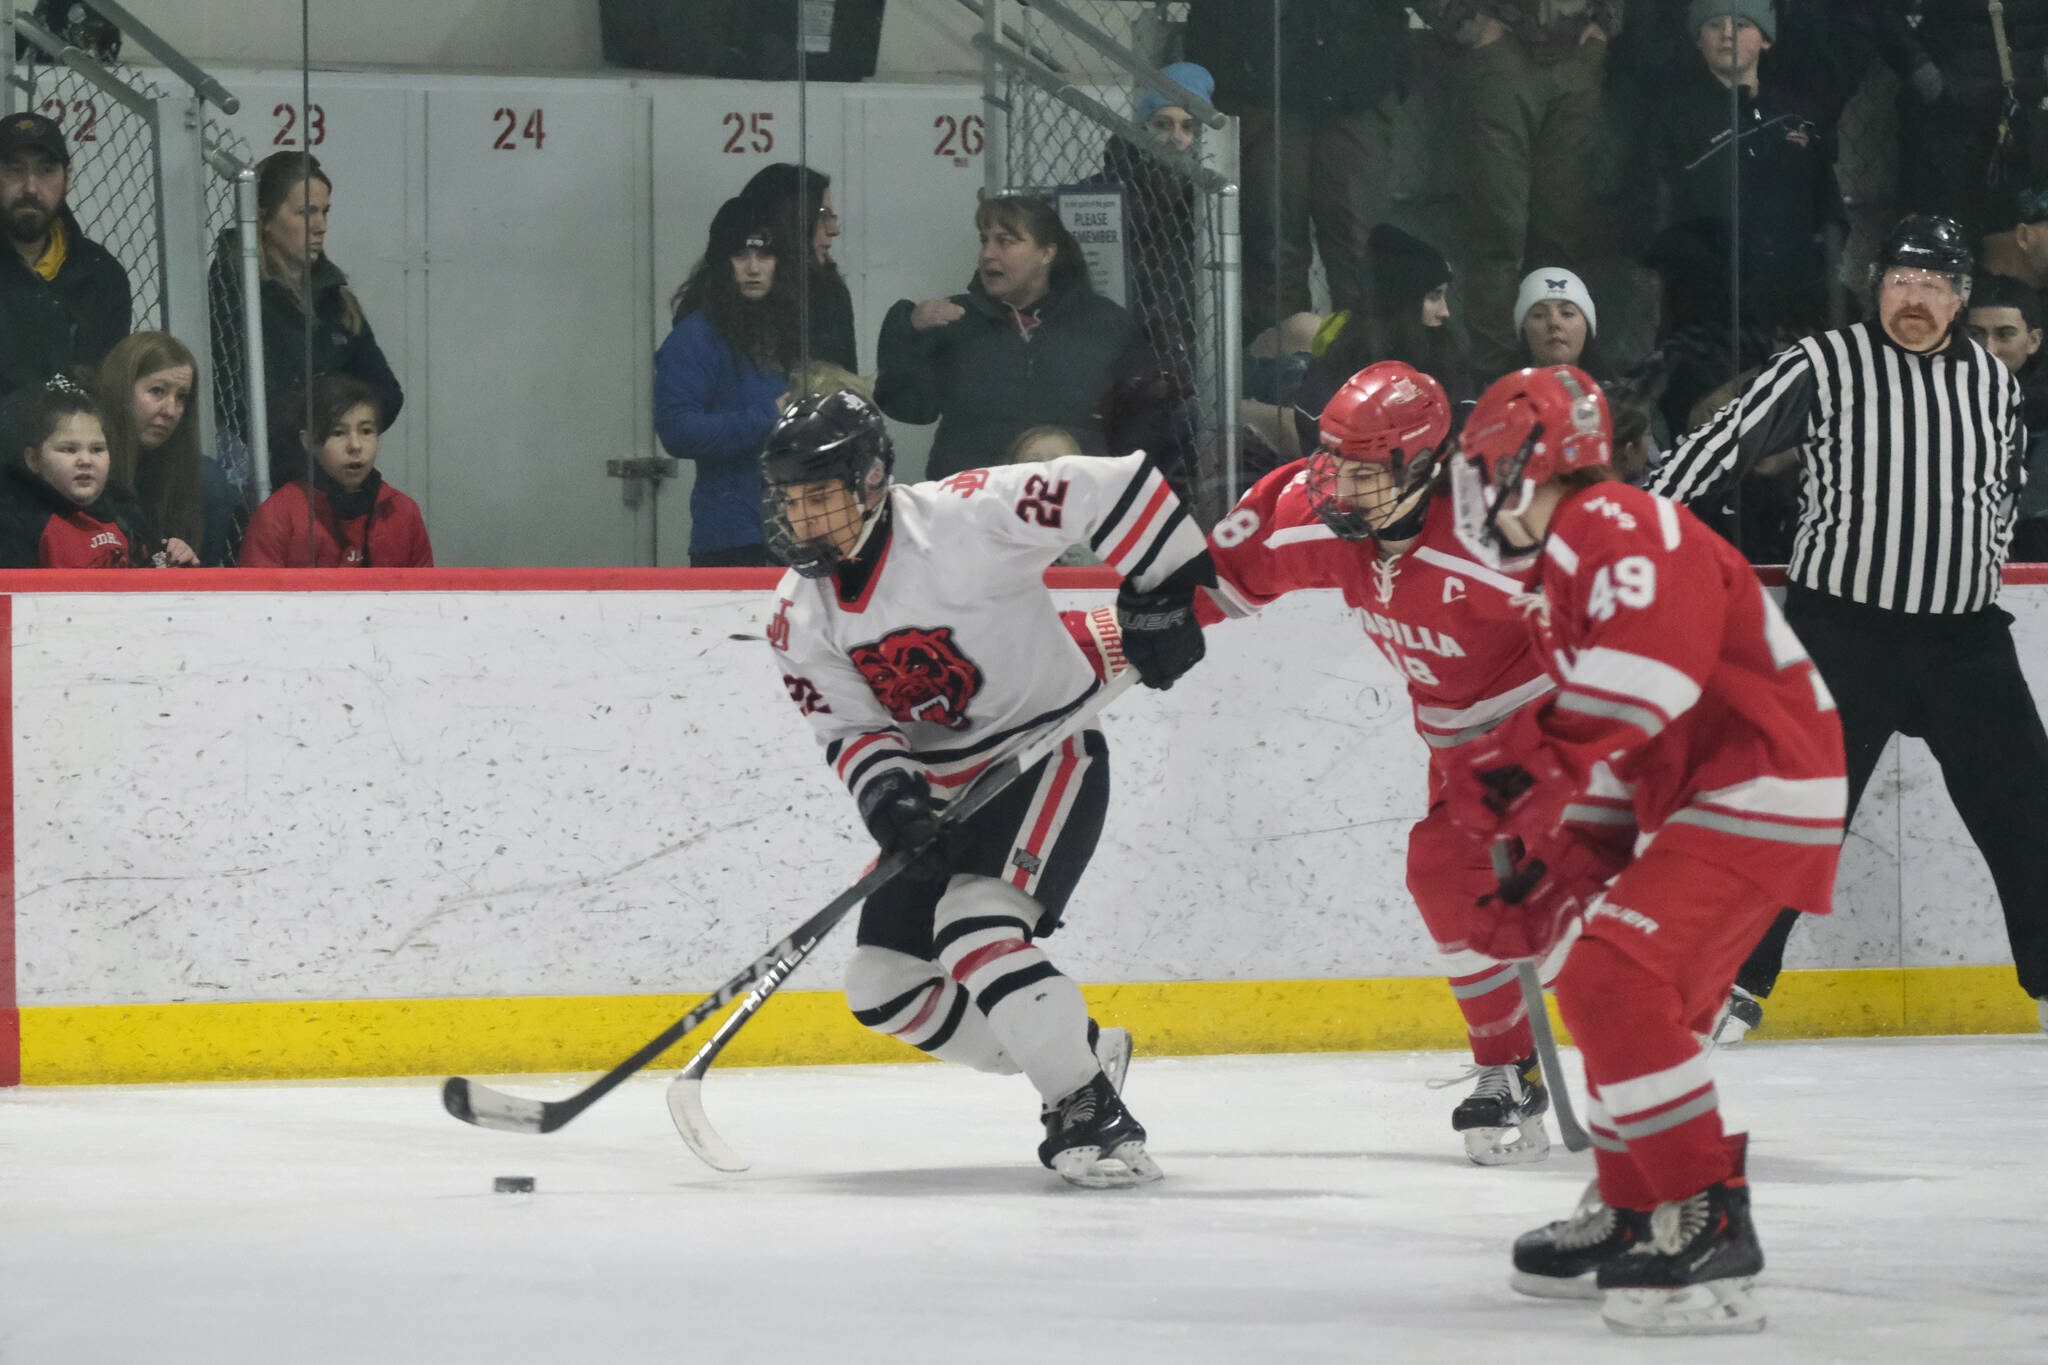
top-left (1135, 62), bottom-right (1215, 126)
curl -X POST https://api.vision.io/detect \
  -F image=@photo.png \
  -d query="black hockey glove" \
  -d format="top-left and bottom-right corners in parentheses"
top-left (1116, 553), bottom-right (1214, 690)
top-left (857, 769), bottom-right (947, 879)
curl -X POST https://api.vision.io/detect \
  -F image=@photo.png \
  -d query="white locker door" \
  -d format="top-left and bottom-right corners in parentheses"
top-left (423, 89), bottom-right (654, 566)
top-left (207, 82), bottom-right (423, 499)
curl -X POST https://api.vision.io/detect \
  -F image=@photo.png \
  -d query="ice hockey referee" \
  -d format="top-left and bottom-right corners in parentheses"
top-left (1651, 213), bottom-right (2048, 1036)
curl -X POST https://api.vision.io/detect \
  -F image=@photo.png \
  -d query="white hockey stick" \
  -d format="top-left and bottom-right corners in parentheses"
top-left (667, 668), bottom-right (1138, 1171)
top-left (1489, 839), bottom-right (1592, 1154)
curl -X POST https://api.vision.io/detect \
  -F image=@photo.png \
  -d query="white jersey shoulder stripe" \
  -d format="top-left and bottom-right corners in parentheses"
top-left (1545, 534), bottom-right (1580, 576)
top-left (1268, 521), bottom-right (1341, 549)
top-left (1566, 644), bottom-right (1703, 723)
top-left (1654, 496), bottom-right (1682, 551)
top-left (1414, 672), bottom-right (1556, 733)
top-left (1411, 544), bottom-right (1526, 597)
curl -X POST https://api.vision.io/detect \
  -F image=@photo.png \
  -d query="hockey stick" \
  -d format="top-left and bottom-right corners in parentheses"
top-left (667, 667), bottom-right (1138, 1170)
top-left (442, 669), bottom-right (1136, 1138)
top-left (1489, 839), bottom-right (1592, 1154)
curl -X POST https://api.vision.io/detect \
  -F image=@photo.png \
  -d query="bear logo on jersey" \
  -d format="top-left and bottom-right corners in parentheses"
top-left (849, 626), bottom-right (984, 729)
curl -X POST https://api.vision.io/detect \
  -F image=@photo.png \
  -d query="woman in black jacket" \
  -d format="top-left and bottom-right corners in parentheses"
top-left (740, 162), bottom-right (858, 373)
top-left (208, 151), bottom-right (404, 491)
top-left (875, 194), bottom-right (1147, 480)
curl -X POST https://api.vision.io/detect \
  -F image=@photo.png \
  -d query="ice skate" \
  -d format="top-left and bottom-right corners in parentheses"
top-left (1038, 1072), bottom-right (1162, 1189)
top-left (1598, 1176), bottom-right (1766, 1335)
top-left (1510, 1180), bottom-right (1649, 1299)
top-left (1041, 1021), bottom-right (1132, 1141)
top-left (1451, 1052), bottom-right (1551, 1166)
top-left (1711, 986), bottom-right (1764, 1047)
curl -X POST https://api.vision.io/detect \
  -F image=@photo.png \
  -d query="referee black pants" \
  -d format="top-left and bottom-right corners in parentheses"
top-left (1737, 587), bottom-right (2048, 1002)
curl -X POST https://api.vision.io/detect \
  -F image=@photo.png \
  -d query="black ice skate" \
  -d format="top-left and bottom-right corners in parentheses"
top-left (1597, 1155), bottom-right (1766, 1335)
top-left (1510, 1180), bottom-right (1650, 1300)
top-left (1041, 1021), bottom-right (1132, 1143)
top-left (1452, 1052), bottom-right (1551, 1166)
top-left (1710, 986), bottom-right (1764, 1047)
top-left (1037, 1072), bottom-right (1161, 1188)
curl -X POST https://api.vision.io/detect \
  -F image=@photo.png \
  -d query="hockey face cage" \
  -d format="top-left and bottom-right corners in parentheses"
top-left (1306, 361), bottom-right (1452, 541)
top-left (762, 460), bottom-right (887, 579)
top-left (1304, 444), bottom-right (1439, 542)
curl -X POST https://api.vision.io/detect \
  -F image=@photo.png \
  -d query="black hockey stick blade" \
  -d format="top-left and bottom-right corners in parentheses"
top-left (665, 669), bottom-right (1139, 1170)
top-left (442, 671), bottom-right (1137, 1141)
top-left (440, 848), bottom-right (913, 1136)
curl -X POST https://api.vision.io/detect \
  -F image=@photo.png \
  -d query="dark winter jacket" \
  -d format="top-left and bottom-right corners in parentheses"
top-left (207, 226), bottom-right (405, 488)
top-left (1426, 0), bottom-right (1623, 62)
top-left (0, 460), bottom-right (157, 568)
top-left (0, 209), bottom-right (130, 401)
top-left (654, 309), bottom-right (786, 555)
top-left (874, 278), bottom-right (1148, 480)
top-left (805, 261), bottom-right (859, 373)
top-left (1882, 0), bottom-right (2048, 103)
top-left (1657, 67), bottom-right (1842, 299)
top-left (237, 466), bottom-right (432, 568)
top-left (1092, 136), bottom-right (1198, 379)
top-left (1184, 0), bottom-right (1411, 108)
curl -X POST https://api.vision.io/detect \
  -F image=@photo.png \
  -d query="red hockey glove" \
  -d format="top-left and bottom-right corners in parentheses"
top-left (1443, 729), bottom-right (1578, 845)
top-left (1469, 832), bottom-right (1629, 961)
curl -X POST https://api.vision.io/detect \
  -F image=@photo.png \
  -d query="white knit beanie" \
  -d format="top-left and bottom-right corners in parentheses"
top-left (1514, 268), bottom-right (1598, 337)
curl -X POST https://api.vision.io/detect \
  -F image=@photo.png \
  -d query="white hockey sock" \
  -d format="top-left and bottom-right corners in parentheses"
top-left (933, 875), bottom-right (1098, 1102)
top-left (845, 944), bottom-right (1019, 1074)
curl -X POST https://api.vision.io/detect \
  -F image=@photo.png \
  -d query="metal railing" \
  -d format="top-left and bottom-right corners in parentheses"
top-left (1, 0), bottom-right (262, 491)
top-left (974, 0), bottom-right (1242, 521)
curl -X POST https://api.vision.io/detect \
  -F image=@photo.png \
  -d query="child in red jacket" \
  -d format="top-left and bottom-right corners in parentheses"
top-left (0, 374), bottom-right (196, 568)
top-left (239, 375), bottom-right (432, 567)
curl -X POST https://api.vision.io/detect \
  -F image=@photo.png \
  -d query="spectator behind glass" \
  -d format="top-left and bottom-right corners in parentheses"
top-left (1425, 0), bottom-right (1621, 372)
top-left (1657, 3), bottom-right (1840, 339)
top-left (1182, 2), bottom-right (1411, 332)
top-left (239, 375), bottom-right (430, 568)
top-left (1512, 267), bottom-right (1608, 376)
top-left (96, 331), bottom-right (228, 566)
top-left (0, 373), bottom-right (187, 568)
top-left (1980, 183), bottom-right (2048, 292)
top-left (875, 194), bottom-right (1146, 481)
top-left (1293, 225), bottom-right (1473, 452)
top-left (740, 162), bottom-right (857, 372)
top-left (657, 194), bottom-right (799, 567)
top-left (1967, 273), bottom-right (2048, 559)
top-left (1884, 0), bottom-right (2048, 235)
top-left (1095, 61), bottom-right (1212, 382)
top-left (0, 113), bottom-right (131, 403)
top-left (208, 152), bottom-right (404, 492)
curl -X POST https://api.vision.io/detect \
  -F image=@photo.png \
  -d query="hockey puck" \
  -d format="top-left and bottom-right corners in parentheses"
top-left (493, 1175), bottom-right (535, 1194)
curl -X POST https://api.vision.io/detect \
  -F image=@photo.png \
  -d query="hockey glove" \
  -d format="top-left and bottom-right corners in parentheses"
top-left (857, 769), bottom-right (948, 881)
top-left (1443, 715), bottom-right (1578, 845)
top-left (1116, 554), bottom-right (1214, 690)
top-left (1471, 832), bottom-right (1629, 961)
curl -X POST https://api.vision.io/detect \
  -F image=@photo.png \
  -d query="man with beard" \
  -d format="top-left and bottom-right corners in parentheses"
top-left (1651, 214), bottom-right (2048, 1040)
top-left (0, 113), bottom-right (130, 401)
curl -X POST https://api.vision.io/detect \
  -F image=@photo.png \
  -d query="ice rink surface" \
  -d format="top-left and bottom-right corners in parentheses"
top-left (3, 1038), bottom-right (2043, 1364)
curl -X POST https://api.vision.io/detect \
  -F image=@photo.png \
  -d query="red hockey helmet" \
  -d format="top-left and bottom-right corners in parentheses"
top-left (1451, 365), bottom-right (1611, 562)
top-left (1305, 361), bottom-right (1452, 540)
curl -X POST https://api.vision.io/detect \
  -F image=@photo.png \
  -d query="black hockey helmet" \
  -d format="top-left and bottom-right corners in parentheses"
top-left (761, 389), bottom-right (894, 578)
top-left (1871, 213), bottom-right (1974, 296)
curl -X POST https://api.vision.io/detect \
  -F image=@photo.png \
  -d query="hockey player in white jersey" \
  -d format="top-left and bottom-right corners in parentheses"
top-left (761, 390), bottom-right (1212, 1187)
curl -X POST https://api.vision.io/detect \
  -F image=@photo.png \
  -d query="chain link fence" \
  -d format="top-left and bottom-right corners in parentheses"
top-left (16, 47), bottom-right (259, 496)
top-left (979, 0), bottom-right (1242, 522)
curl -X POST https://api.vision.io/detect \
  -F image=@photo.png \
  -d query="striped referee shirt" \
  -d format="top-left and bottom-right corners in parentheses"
top-left (1648, 320), bottom-right (2026, 613)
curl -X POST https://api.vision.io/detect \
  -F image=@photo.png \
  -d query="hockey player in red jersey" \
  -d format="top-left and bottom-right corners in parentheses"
top-left (1445, 365), bottom-right (1846, 1335)
top-left (760, 389), bottom-right (1213, 1188)
top-left (1200, 361), bottom-right (1562, 1165)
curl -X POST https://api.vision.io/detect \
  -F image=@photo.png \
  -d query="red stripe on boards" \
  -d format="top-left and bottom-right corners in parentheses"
top-left (0, 596), bottom-right (16, 1086)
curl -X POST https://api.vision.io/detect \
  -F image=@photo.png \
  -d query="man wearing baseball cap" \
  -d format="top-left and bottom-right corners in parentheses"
top-left (1979, 183), bottom-right (2048, 293)
top-left (0, 112), bottom-right (131, 400)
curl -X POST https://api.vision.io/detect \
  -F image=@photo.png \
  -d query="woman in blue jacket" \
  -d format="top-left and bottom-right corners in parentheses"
top-left (656, 196), bottom-right (800, 566)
